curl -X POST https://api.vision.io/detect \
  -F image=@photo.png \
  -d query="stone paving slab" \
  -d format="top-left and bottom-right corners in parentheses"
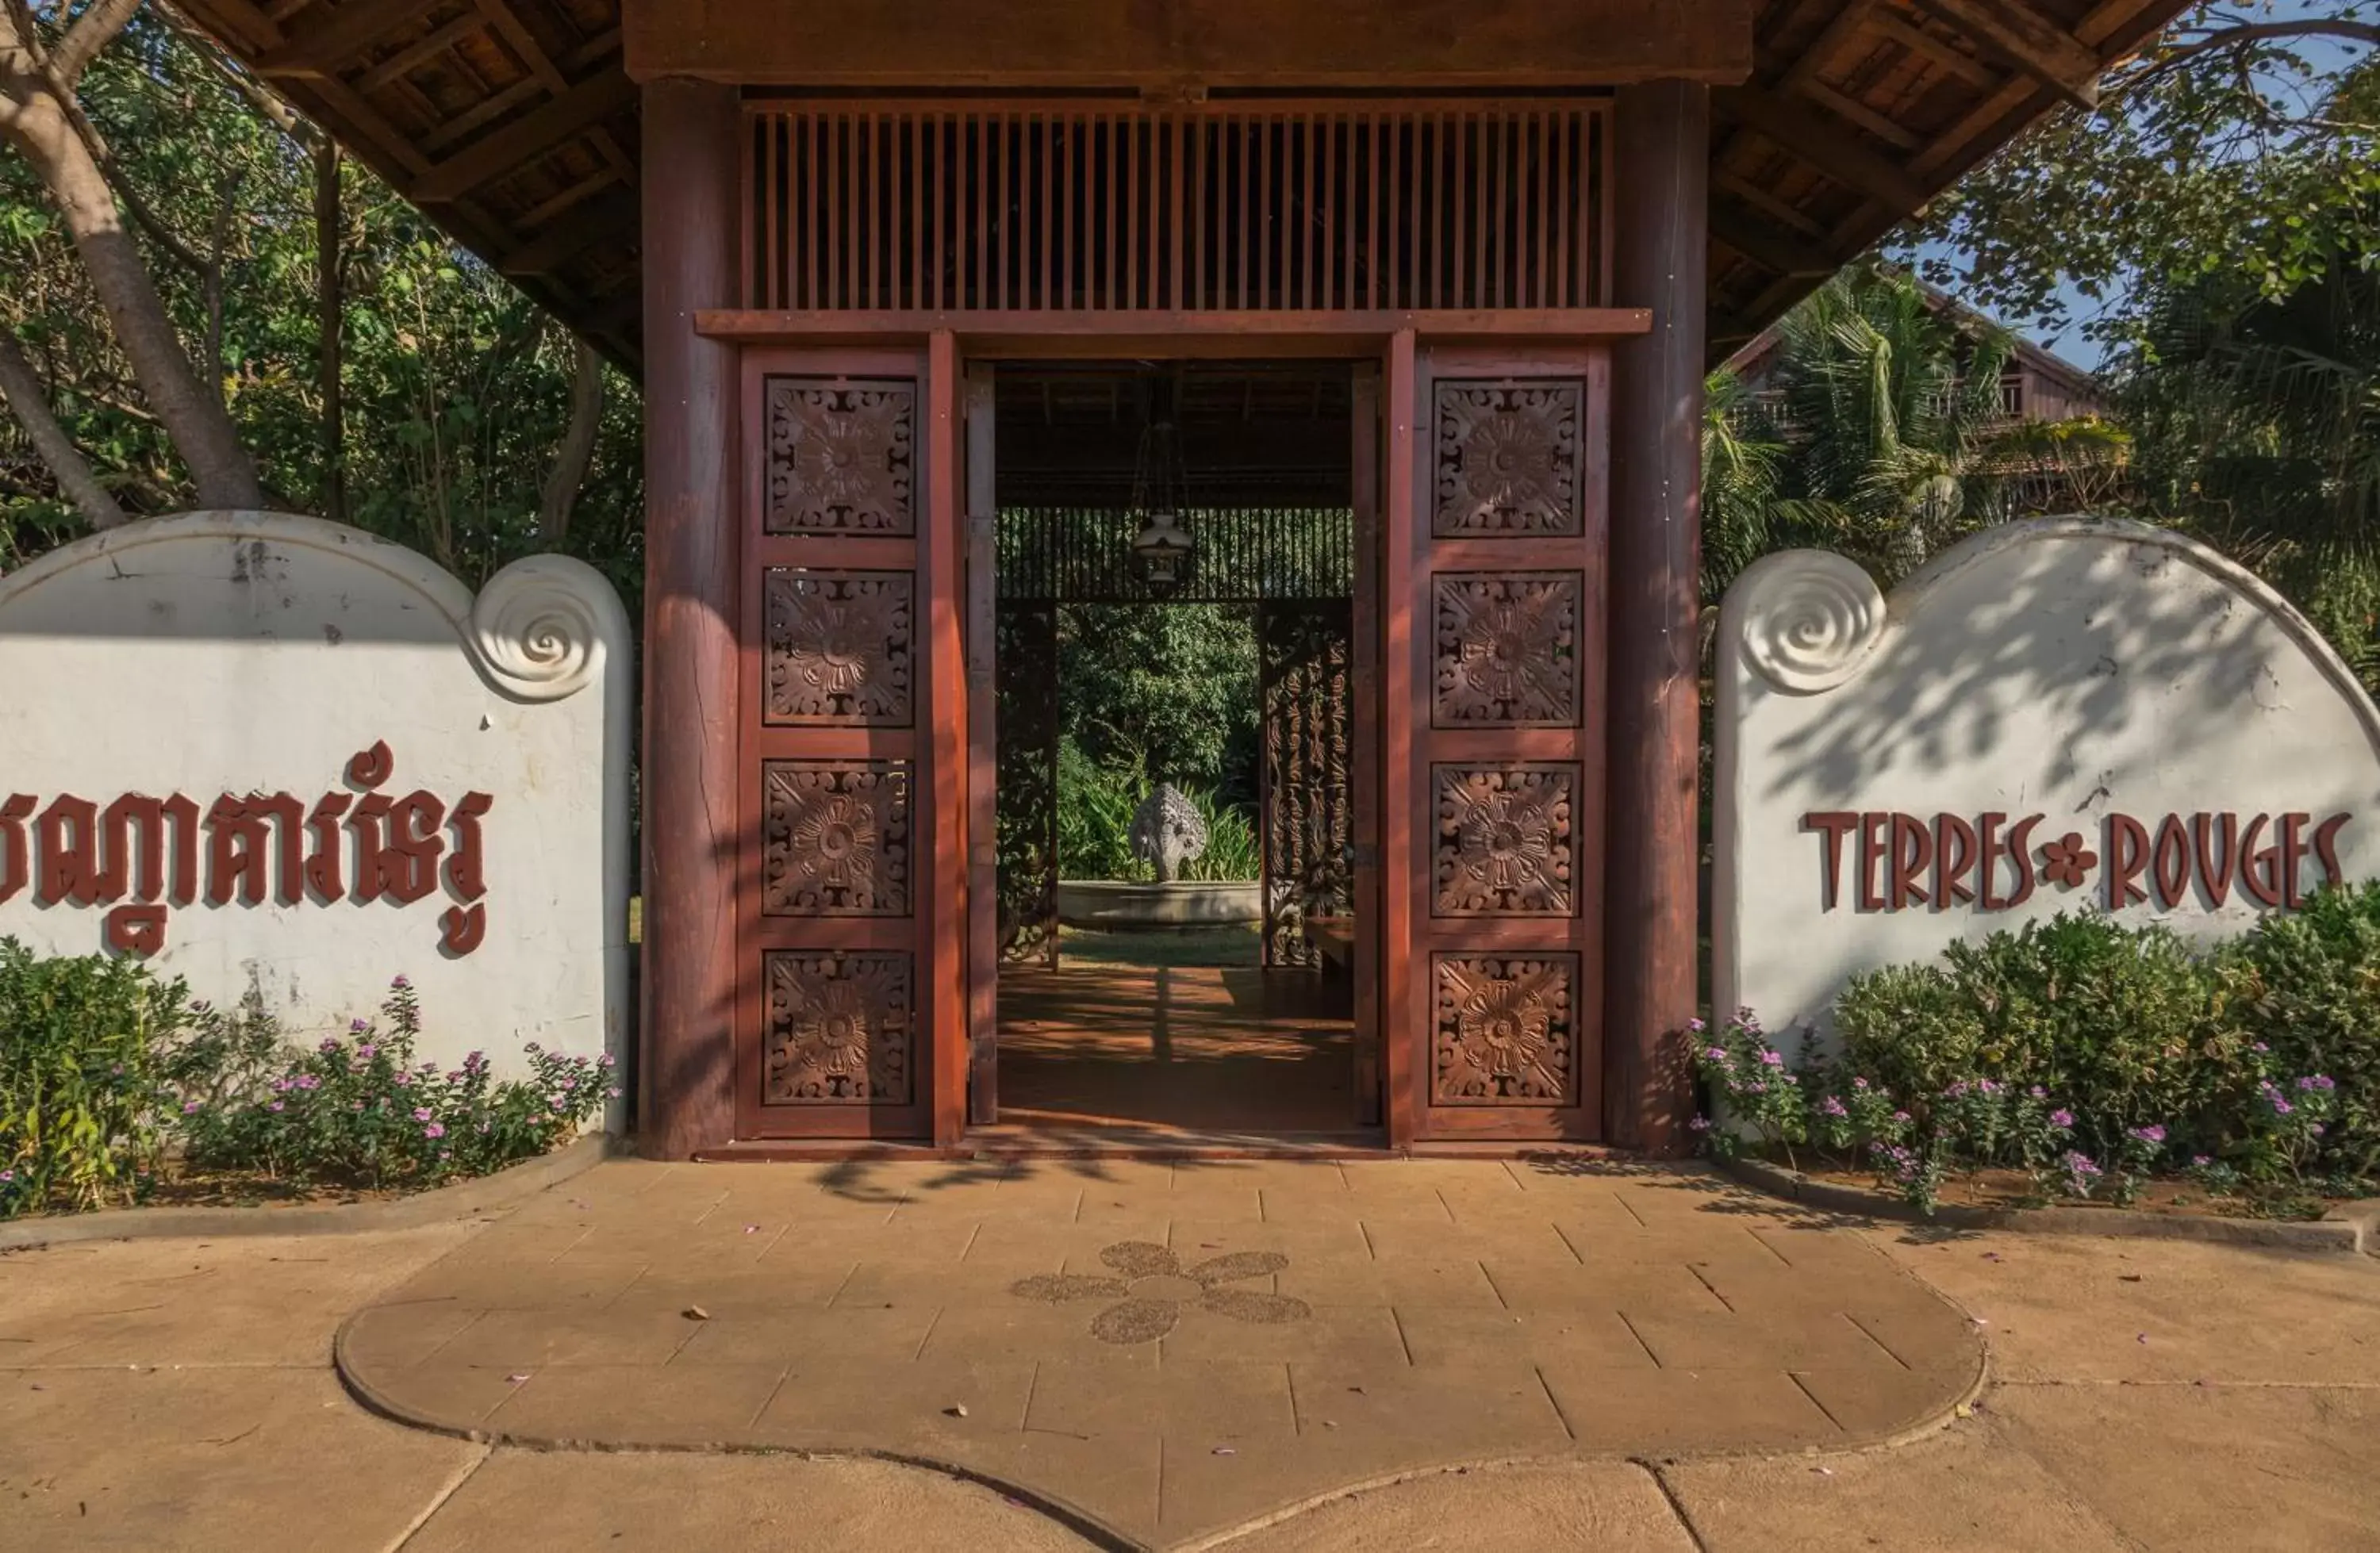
top-left (334, 1157), bottom-right (1983, 1549)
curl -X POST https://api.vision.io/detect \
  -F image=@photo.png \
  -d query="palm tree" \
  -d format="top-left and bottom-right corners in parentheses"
top-left (1706, 267), bottom-right (2131, 597)
top-left (2124, 251), bottom-right (2380, 678)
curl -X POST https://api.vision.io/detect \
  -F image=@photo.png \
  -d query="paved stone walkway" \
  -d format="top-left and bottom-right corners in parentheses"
top-left (333, 1157), bottom-right (1981, 1547)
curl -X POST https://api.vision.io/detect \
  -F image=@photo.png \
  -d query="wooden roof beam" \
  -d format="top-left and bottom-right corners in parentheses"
top-left (259, 0), bottom-right (450, 79)
top-left (1868, 9), bottom-right (2002, 88)
top-left (354, 13), bottom-right (486, 93)
top-left (1716, 83), bottom-right (1933, 215)
top-left (499, 186), bottom-right (638, 275)
top-left (1906, 0), bottom-right (2103, 108)
top-left (1710, 201), bottom-right (1843, 279)
top-left (412, 67), bottom-right (637, 202)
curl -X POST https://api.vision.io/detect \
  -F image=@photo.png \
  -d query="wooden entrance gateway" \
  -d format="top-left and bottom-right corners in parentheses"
top-left (659, 90), bottom-right (1669, 1153)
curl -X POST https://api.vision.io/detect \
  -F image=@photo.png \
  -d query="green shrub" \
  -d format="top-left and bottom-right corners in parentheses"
top-left (1836, 913), bottom-right (2224, 1163)
top-left (175, 977), bottom-right (614, 1191)
top-left (0, 938), bottom-right (182, 1217)
top-left (1055, 736), bottom-right (1262, 882)
top-left (2209, 883), bottom-right (2380, 1181)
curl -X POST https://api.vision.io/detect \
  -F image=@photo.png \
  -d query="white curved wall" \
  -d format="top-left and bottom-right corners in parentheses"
top-left (1714, 517), bottom-right (2380, 1047)
top-left (0, 512), bottom-right (631, 1086)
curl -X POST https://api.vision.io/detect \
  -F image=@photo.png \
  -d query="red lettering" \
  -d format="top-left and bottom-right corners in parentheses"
top-left (1933, 814), bottom-right (1979, 907)
top-left (2105, 814), bottom-right (2150, 907)
top-left (1978, 812), bottom-right (2010, 908)
top-left (440, 903), bottom-right (487, 956)
top-left (2240, 815), bottom-right (2282, 907)
top-left (0, 794), bottom-right (33, 903)
top-left (2314, 813), bottom-right (2351, 890)
top-left (2005, 815), bottom-right (2044, 908)
top-left (100, 794), bottom-right (201, 906)
top-left (2280, 812), bottom-right (2313, 908)
top-left (382, 792), bottom-right (447, 905)
top-left (306, 792), bottom-right (351, 901)
top-left (36, 796), bottom-right (98, 907)
top-left (2152, 815), bottom-right (2191, 910)
top-left (2192, 812), bottom-right (2237, 908)
top-left (1858, 811), bottom-right (1891, 911)
top-left (1891, 813), bottom-right (1932, 908)
top-left (104, 904), bottom-right (167, 957)
top-left (1804, 811), bottom-right (1859, 909)
top-left (445, 793), bottom-right (493, 903)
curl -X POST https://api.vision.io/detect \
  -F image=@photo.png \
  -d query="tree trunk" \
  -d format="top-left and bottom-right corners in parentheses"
top-left (537, 336), bottom-right (604, 543)
top-left (0, 332), bottom-right (127, 530)
top-left (314, 138), bottom-right (345, 524)
top-left (0, 10), bottom-right (263, 511)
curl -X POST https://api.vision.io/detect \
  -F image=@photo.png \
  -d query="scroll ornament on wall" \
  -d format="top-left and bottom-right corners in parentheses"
top-left (1736, 551), bottom-right (1887, 695)
top-left (1, 743), bottom-right (493, 959)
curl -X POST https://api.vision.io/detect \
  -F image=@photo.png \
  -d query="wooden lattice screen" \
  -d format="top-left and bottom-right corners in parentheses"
top-left (742, 99), bottom-right (1609, 313)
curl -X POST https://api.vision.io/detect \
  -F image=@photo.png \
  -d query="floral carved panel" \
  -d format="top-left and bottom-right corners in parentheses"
top-left (1433, 765), bottom-right (1578, 917)
top-left (766, 377), bottom-right (916, 535)
top-left (762, 950), bottom-right (913, 1106)
top-left (1433, 379), bottom-right (1583, 536)
top-left (762, 761), bottom-right (910, 916)
top-left (1433, 572), bottom-right (1581, 727)
top-left (764, 569), bottom-right (913, 726)
top-left (1431, 953), bottom-right (1580, 1106)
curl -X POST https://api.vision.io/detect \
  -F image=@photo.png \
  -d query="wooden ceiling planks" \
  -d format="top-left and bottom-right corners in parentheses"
top-left (170, 0), bottom-right (2193, 370)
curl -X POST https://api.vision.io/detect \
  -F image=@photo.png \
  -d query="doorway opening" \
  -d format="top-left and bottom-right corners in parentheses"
top-left (981, 360), bottom-right (1376, 1145)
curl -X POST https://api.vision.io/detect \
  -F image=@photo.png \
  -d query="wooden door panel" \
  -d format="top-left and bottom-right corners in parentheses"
top-left (735, 347), bottom-right (946, 1140)
top-left (1394, 345), bottom-right (1610, 1141)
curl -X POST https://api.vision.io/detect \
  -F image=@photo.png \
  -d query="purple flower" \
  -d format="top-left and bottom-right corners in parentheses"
top-left (268, 1100), bottom-right (284, 1113)
top-left (1759, 1049), bottom-right (1785, 1068)
top-left (349, 1018), bottom-right (370, 1033)
top-left (2251, 1041), bottom-right (2269, 1053)
top-left (390, 975), bottom-right (411, 990)
top-left (2062, 1151), bottom-right (2101, 1176)
top-left (393, 1072), bottom-right (413, 1087)
top-left (357, 1043), bottom-right (376, 1059)
top-left (597, 1052), bottom-right (615, 1068)
top-left (1852, 1077), bottom-right (1869, 1091)
top-left (1687, 1115), bottom-right (1712, 1132)
top-left (0, 1169), bottom-right (13, 1183)
top-left (182, 1099), bottom-right (202, 1114)
top-left (1891, 1110), bottom-right (1912, 1124)
top-left (2129, 1125), bottom-right (2166, 1145)
top-left (412, 1107), bottom-right (433, 1122)
top-left (2192, 1155), bottom-right (2212, 1168)
top-left (320, 1037), bottom-right (344, 1055)
top-left (2029, 1086), bottom-right (2047, 1100)
top-left (2309, 1122), bottom-right (2327, 1137)
top-left (606, 1087), bottom-right (623, 1099)
top-left (2310, 1075), bottom-right (2336, 1091)
top-left (297, 1074), bottom-right (321, 1091)
top-left (2297, 1076), bottom-right (2317, 1091)
top-left (1821, 1096), bottom-right (1849, 1118)
top-left (1687, 1017), bottom-right (1707, 1033)
top-left (2272, 1095), bottom-right (2294, 1116)
top-left (2049, 1109), bottom-right (2075, 1129)
top-left (424, 1122), bottom-right (446, 1140)
top-left (1704, 1046), bottom-right (1729, 1064)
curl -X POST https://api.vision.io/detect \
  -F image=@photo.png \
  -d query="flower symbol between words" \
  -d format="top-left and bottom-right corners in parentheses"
top-left (1012, 1241), bottom-right (1311, 1345)
top-left (2039, 832), bottom-right (2098, 889)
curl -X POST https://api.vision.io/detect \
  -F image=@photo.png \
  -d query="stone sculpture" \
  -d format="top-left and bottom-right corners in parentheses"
top-left (1129, 784), bottom-right (1208, 882)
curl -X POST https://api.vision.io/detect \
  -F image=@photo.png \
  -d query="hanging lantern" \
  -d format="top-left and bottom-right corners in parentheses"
top-left (1127, 378), bottom-right (1195, 590)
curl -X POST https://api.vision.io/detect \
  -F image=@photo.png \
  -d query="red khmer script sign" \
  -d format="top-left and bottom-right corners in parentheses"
top-left (1802, 810), bottom-right (2352, 915)
top-left (0, 742), bottom-right (491, 958)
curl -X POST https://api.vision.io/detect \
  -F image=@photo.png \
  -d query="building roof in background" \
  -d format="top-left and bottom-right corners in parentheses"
top-left (171, 0), bottom-right (2190, 374)
top-left (1724, 275), bottom-right (2107, 408)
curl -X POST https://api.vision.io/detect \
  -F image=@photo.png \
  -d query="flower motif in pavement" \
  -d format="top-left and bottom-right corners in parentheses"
top-left (1011, 1241), bottom-right (1311, 1344)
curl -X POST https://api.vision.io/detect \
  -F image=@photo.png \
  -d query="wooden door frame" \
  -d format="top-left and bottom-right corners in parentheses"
top-left (728, 320), bottom-right (1645, 1151)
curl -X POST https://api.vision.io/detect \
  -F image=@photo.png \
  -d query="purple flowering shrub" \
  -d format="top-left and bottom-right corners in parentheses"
top-left (175, 977), bottom-right (617, 1191)
top-left (1689, 1010), bottom-right (1812, 1167)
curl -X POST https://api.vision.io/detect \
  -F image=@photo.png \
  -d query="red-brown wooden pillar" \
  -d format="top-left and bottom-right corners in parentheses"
top-left (639, 79), bottom-right (742, 1158)
top-left (1606, 81), bottom-right (1707, 1156)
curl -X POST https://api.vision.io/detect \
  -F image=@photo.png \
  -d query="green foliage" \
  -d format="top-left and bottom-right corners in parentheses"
top-left (174, 978), bottom-right (613, 1191)
top-left (2207, 884), bottom-right (2380, 1179)
top-left (1760, 895), bottom-right (2380, 1214)
top-left (1057, 604), bottom-right (1259, 800)
top-left (1902, 8), bottom-right (2380, 351)
top-left (1054, 736), bottom-right (1261, 882)
top-left (1702, 267), bottom-right (2128, 599)
top-left (0, 938), bottom-right (179, 1216)
top-left (0, 13), bottom-right (641, 609)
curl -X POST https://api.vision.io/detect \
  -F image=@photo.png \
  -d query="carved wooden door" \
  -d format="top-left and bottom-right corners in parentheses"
top-left (735, 346), bottom-right (962, 1140)
top-left (1390, 344), bottom-right (1608, 1140)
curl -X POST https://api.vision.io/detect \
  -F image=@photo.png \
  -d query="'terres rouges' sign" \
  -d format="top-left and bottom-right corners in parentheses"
top-left (0, 512), bottom-right (630, 1083)
top-left (0, 742), bottom-right (493, 959)
top-left (1802, 809), bottom-right (2355, 914)
top-left (1716, 520), bottom-right (2380, 1045)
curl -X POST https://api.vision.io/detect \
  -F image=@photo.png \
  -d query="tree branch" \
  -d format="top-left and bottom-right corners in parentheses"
top-left (538, 336), bottom-right (603, 543)
top-left (2113, 18), bottom-right (2380, 95)
top-left (52, 0), bottom-right (144, 88)
top-left (0, 330), bottom-right (127, 529)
